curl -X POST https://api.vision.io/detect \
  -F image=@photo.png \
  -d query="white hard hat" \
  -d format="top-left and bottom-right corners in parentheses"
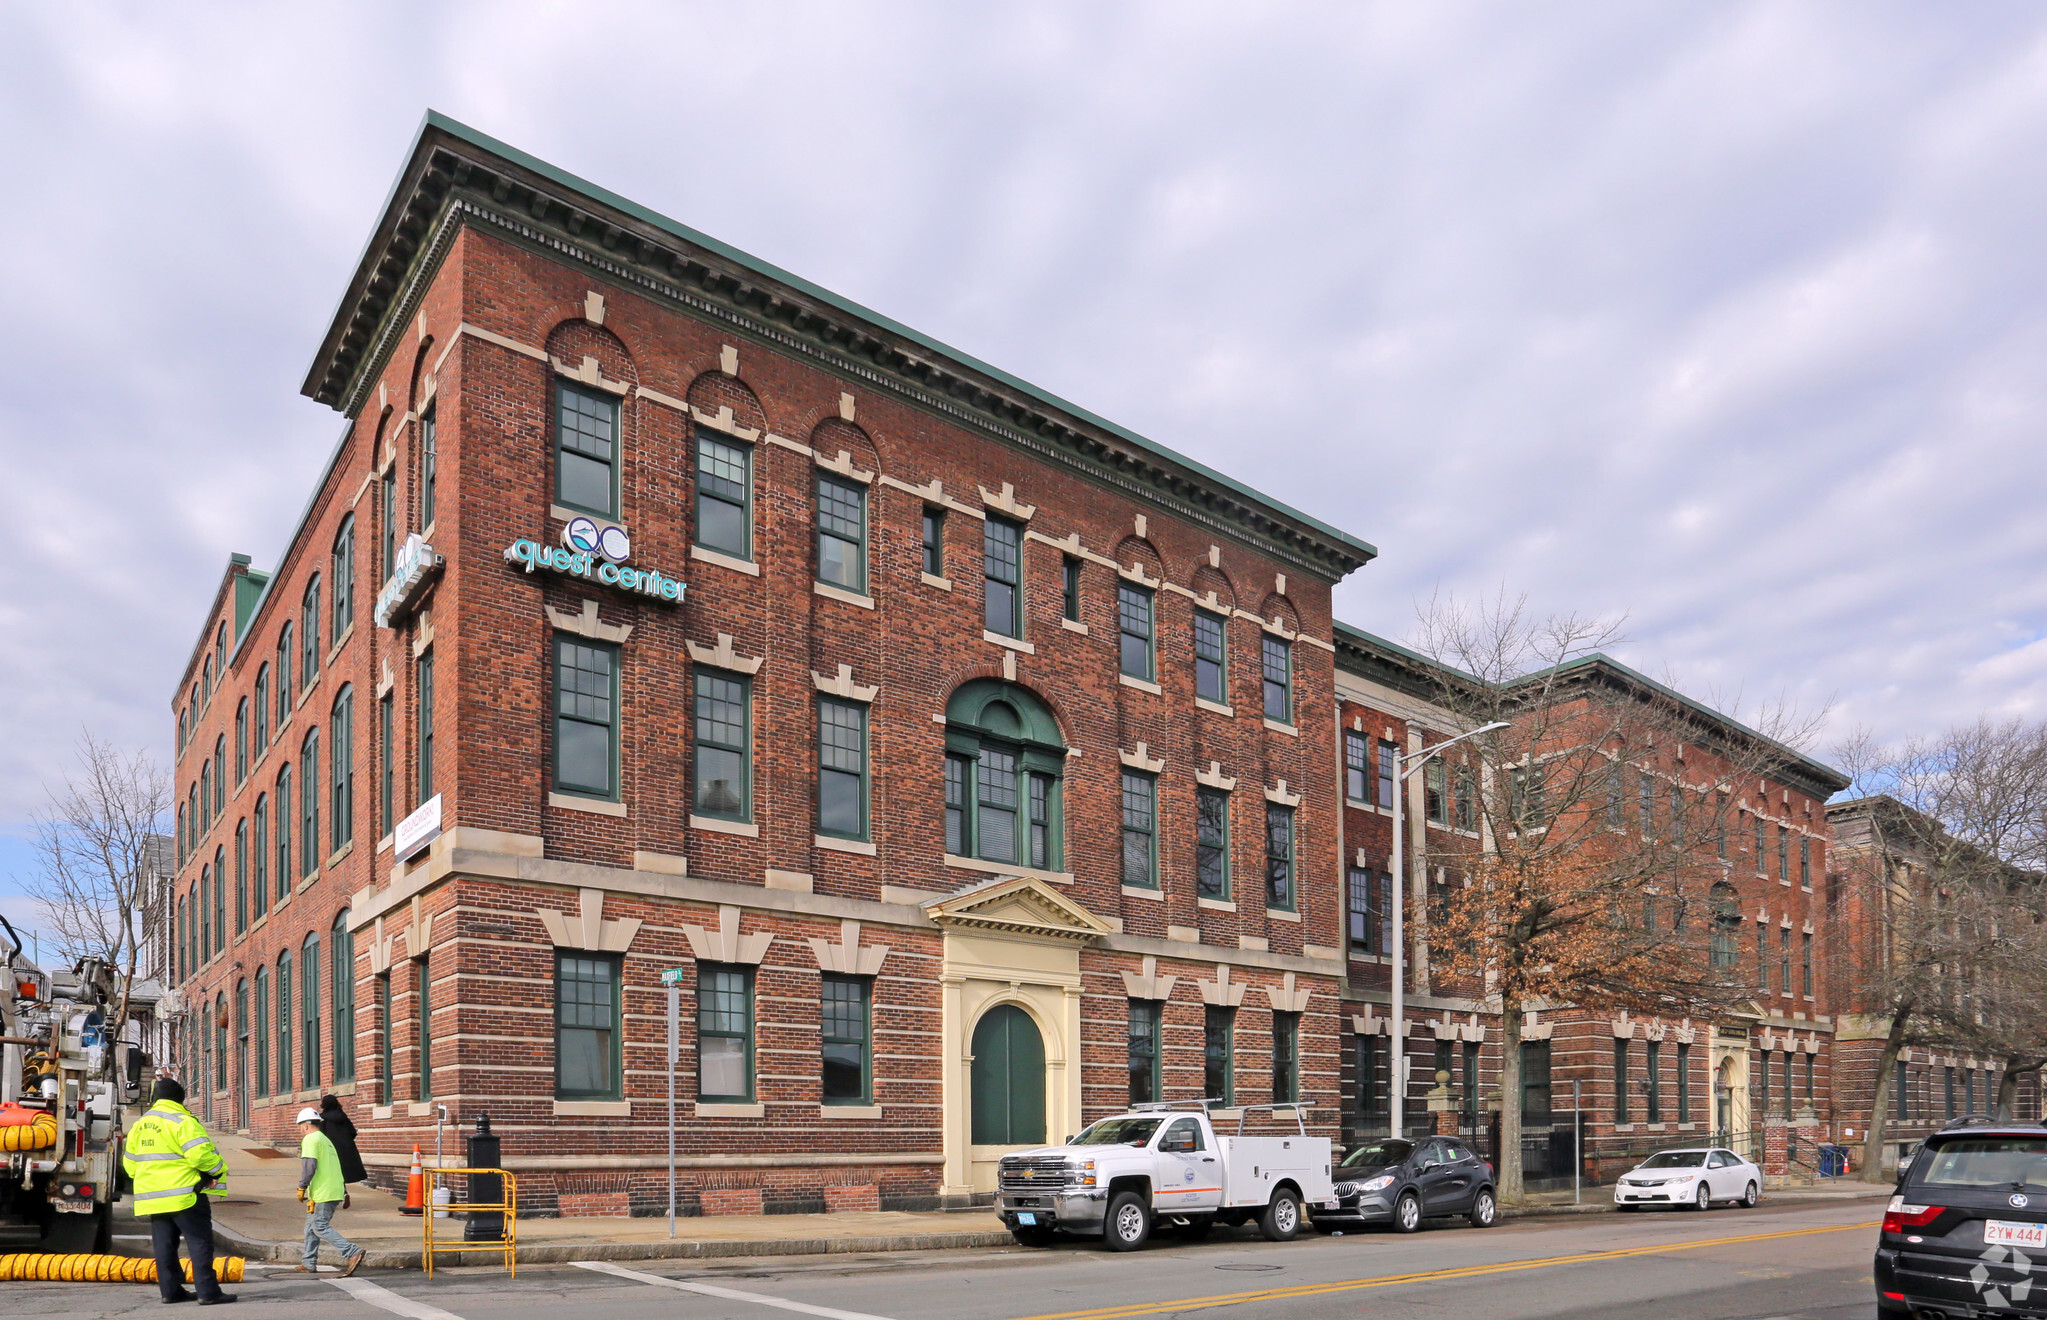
top-left (296, 1107), bottom-right (322, 1123)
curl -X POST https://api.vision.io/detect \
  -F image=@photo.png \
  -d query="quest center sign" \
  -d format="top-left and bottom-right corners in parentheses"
top-left (504, 516), bottom-right (687, 603)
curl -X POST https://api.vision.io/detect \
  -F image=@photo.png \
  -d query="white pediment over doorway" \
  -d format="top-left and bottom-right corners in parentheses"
top-left (923, 875), bottom-right (1114, 944)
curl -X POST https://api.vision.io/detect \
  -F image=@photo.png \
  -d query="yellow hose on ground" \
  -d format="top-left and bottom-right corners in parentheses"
top-left (0, 1114), bottom-right (58, 1152)
top-left (0, 1254), bottom-right (246, 1283)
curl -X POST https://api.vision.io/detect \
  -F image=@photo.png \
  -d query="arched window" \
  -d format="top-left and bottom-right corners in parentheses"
top-left (176, 803), bottom-right (187, 868)
top-left (213, 737), bottom-right (226, 819)
top-left (188, 783), bottom-right (200, 843)
top-left (178, 706), bottom-right (189, 756)
top-left (212, 846), bottom-right (226, 957)
top-left (234, 979), bottom-right (248, 1120)
top-left (191, 681), bottom-right (201, 721)
top-left (175, 895), bottom-right (187, 982)
top-left (302, 932), bottom-right (321, 1089)
top-left (331, 515), bottom-right (355, 639)
top-left (300, 728), bottom-right (320, 876)
top-left (253, 663), bottom-right (270, 751)
top-left (214, 993), bottom-right (228, 1094)
top-left (251, 795), bottom-right (269, 920)
top-left (253, 965), bottom-right (270, 1098)
top-left (275, 623), bottom-right (294, 720)
top-left (233, 819), bottom-right (248, 936)
top-left (332, 909), bottom-right (354, 1082)
top-left (274, 763), bottom-right (293, 901)
top-left (198, 762), bottom-right (212, 832)
top-left (1710, 882), bottom-right (1741, 969)
top-left (202, 656), bottom-right (213, 704)
top-left (301, 575), bottom-right (322, 684)
top-left (942, 680), bottom-right (1065, 870)
top-left (331, 685), bottom-right (354, 852)
top-left (234, 699), bottom-right (249, 784)
top-left (276, 948), bottom-right (293, 1095)
top-left (215, 624), bottom-right (227, 693)
top-left (199, 865), bottom-right (211, 962)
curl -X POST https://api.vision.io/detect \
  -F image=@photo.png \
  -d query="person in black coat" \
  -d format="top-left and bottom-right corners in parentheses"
top-left (319, 1094), bottom-right (368, 1185)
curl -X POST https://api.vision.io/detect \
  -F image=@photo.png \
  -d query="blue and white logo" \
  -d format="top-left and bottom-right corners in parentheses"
top-left (2013, 1194), bottom-right (2031, 1209)
top-left (563, 516), bottom-right (631, 564)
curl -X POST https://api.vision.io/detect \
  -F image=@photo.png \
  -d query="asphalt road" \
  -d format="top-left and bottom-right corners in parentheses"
top-left (13, 1199), bottom-right (1884, 1320)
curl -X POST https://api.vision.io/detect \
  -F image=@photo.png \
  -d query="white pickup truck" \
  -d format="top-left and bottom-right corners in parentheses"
top-left (994, 1102), bottom-right (1335, 1250)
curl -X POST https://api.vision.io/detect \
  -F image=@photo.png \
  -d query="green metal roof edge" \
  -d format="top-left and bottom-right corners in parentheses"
top-left (1332, 620), bottom-right (1482, 685)
top-left (328, 111), bottom-right (1375, 568)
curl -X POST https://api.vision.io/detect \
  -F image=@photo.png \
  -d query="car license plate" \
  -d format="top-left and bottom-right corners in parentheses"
top-left (1016, 1212), bottom-right (1037, 1226)
top-left (1322, 1200), bottom-right (1339, 1210)
top-left (1986, 1220), bottom-right (2047, 1249)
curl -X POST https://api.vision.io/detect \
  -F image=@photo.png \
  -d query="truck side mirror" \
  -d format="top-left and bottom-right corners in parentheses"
top-left (1064, 1134), bottom-right (1075, 1144)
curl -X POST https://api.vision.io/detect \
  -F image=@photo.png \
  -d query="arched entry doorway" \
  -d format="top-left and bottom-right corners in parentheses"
top-left (970, 1005), bottom-right (1046, 1146)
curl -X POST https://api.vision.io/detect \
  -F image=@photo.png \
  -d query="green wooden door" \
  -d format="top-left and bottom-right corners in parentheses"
top-left (970, 1005), bottom-right (1046, 1145)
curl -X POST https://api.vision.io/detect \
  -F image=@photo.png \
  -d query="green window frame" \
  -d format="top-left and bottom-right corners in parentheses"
top-left (555, 381), bottom-right (618, 517)
top-left (1265, 804), bottom-right (1295, 911)
top-left (693, 670), bottom-right (751, 821)
top-left (1462, 1040), bottom-right (1481, 1129)
top-left (1778, 823), bottom-right (1790, 881)
top-left (1194, 609), bottom-right (1227, 704)
top-left (1645, 1039), bottom-right (1662, 1123)
top-left (1754, 813), bottom-right (1766, 874)
top-left (1117, 583), bottom-right (1154, 681)
top-left (1779, 926), bottom-right (1791, 996)
top-left (1062, 557), bottom-right (1081, 622)
top-left (212, 847), bottom-right (225, 955)
top-left (1613, 1038), bottom-right (1629, 1124)
top-left (235, 699), bottom-right (248, 784)
top-left (1802, 931), bottom-right (1813, 996)
top-left (555, 951), bottom-right (622, 1101)
top-left (1424, 759), bottom-right (1447, 825)
top-left (331, 685), bottom-right (354, 851)
top-left (821, 974), bottom-right (871, 1105)
top-left (380, 467), bottom-right (398, 579)
top-left (302, 933), bottom-right (321, 1088)
top-left (417, 954), bottom-right (432, 1101)
top-left (921, 508), bottom-right (944, 577)
top-left (815, 472), bottom-right (867, 593)
top-left (275, 623), bottom-right (293, 723)
top-left (300, 728), bottom-right (320, 876)
top-left (253, 965), bottom-right (269, 1098)
top-left (695, 428), bottom-right (752, 558)
top-left (274, 764), bottom-right (292, 901)
top-left (417, 652), bottom-right (435, 804)
top-left (377, 971), bottom-right (392, 1103)
top-left (1272, 1011), bottom-right (1299, 1103)
top-left (554, 637), bottom-right (619, 801)
top-left (1128, 999), bottom-right (1162, 1105)
top-left (982, 518), bottom-right (1022, 638)
top-left (1261, 634), bottom-right (1291, 723)
top-left (697, 964), bottom-right (754, 1102)
top-left (302, 576), bottom-right (321, 683)
top-left (1345, 731), bottom-right (1368, 802)
top-left (332, 910), bottom-right (354, 1082)
top-left (234, 820), bottom-right (248, 936)
top-left (1757, 920), bottom-right (1769, 991)
top-left (1376, 739), bottom-right (1397, 810)
top-left (1800, 835), bottom-right (1811, 888)
top-left (199, 867), bottom-right (210, 962)
top-left (817, 697), bottom-right (868, 840)
top-left (1676, 1042), bottom-right (1691, 1123)
top-left (1204, 1005), bottom-right (1234, 1106)
top-left (944, 681), bottom-right (1065, 869)
top-left (1120, 771), bottom-right (1157, 889)
top-left (378, 694), bottom-right (394, 836)
top-left (251, 793), bottom-right (268, 920)
top-left (332, 514), bottom-right (355, 638)
top-left (276, 948), bottom-right (293, 1095)
top-left (254, 664), bottom-right (269, 752)
top-left (420, 405), bottom-right (437, 528)
top-left (1196, 786), bottom-right (1230, 900)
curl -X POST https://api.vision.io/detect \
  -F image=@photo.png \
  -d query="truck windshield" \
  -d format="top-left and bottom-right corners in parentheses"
top-left (1071, 1117), bottom-right (1165, 1147)
top-left (1339, 1139), bottom-right (1412, 1169)
top-left (1638, 1152), bottom-right (1709, 1169)
top-left (1917, 1138), bottom-right (2047, 1191)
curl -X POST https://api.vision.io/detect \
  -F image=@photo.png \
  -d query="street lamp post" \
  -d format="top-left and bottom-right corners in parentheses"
top-left (1390, 720), bottom-right (1509, 1142)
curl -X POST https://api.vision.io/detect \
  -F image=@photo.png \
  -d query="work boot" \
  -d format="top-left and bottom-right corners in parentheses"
top-left (196, 1295), bottom-right (237, 1306)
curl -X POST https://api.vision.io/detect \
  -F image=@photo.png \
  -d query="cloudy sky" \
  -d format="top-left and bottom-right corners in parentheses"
top-left (3, 3), bottom-right (2045, 936)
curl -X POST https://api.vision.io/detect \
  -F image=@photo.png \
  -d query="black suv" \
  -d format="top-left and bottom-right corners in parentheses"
top-left (1312, 1135), bottom-right (1498, 1233)
top-left (1876, 1118), bottom-right (2047, 1318)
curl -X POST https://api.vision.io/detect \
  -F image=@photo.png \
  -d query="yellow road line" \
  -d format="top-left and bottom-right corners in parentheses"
top-left (1004, 1220), bottom-right (1881, 1320)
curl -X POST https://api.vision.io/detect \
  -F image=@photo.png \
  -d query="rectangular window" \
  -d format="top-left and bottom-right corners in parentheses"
top-left (277, 954), bottom-right (292, 1095)
top-left (1262, 635), bottom-right (1291, 723)
top-left (1614, 1038), bottom-right (1630, 1124)
top-left (817, 698), bottom-right (868, 839)
top-left (1424, 760), bottom-right (1447, 825)
top-left (251, 796), bottom-right (268, 919)
top-left (977, 748), bottom-right (1018, 863)
top-left (1118, 584), bottom-right (1154, 681)
top-left (983, 518), bottom-right (1022, 637)
top-left (1456, 767), bottom-right (1477, 832)
top-left (1347, 867), bottom-right (1376, 954)
top-left (1462, 1040), bottom-right (1481, 1129)
top-left (1272, 1011), bottom-right (1300, 1103)
top-left (554, 638), bottom-right (619, 800)
top-left (1945, 1067), bottom-right (1957, 1119)
top-left (1193, 610), bottom-right (1227, 704)
top-left (275, 766), bottom-right (292, 902)
top-left (377, 971), bottom-right (393, 1104)
top-left (821, 974), bottom-right (871, 1104)
top-left (416, 955), bottom-right (431, 1100)
top-left (1357, 1035), bottom-right (1386, 1123)
top-left (1639, 772), bottom-right (1656, 840)
top-left (698, 965), bottom-right (753, 1101)
top-left (416, 653), bottom-right (435, 805)
top-left (333, 923), bottom-right (354, 1082)
top-left (556, 952), bottom-right (621, 1101)
top-left (1645, 1039), bottom-right (1662, 1123)
top-left (1676, 1042), bottom-right (1691, 1123)
top-left (1760, 1051), bottom-right (1771, 1117)
top-left (1205, 1006), bottom-right (1234, 1106)
top-left (922, 508), bottom-right (944, 577)
top-left (815, 472), bottom-right (867, 592)
top-left (1345, 731), bottom-right (1369, 802)
top-left (380, 468), bottom-right (398, 579)
top-left (693, 670), bottom-right (751, 820)
top-left (331, 694), bottom-right (353, 851)
top-left (1128, 1000), bottom-right (1162, 1105)
top-left (1120, 772), bottom-right (1157, 889)
top-left (1805, 1053), bottom-right (1816, 1107)
top-left (556, 382), bottom-right (617, 517)
top-left (1777, 824), bottom-right (1790, 881)
top-left (1062, 557), bottom-right (1081, 622)
top-left (1605, 761), bottom-right (1628, 828)
top-left (378, 694), bottom-right (394, 837)
top-left (420, 406), bottom-right (438, 528)
top-left (303, 941), bottom-right (320, 1088)
top-left (1801, 932), bottom-right (1813, 997)
top-left (1757, 921), bottom-right (1769, 992)
top-left (234, 824), bottom-right (247, 936)
top-left (945, 754), bottom-right (967, 855)
top-left (1800, 835), bottom-right (1811, 888)
top-left (1029, 774), bottom-right (1052, 870)
top-left (1754, 814), bottom-right (1767, 872)
top-left (300, 735), bottom-right (320, 877)
top-left (254, 972), bottom-right (269, 1098)
top-left (695, 429), bottom-right (753, 558)
top-left (1377, 739), bottom-right (1397, 810)
top-left (1779, 926), bottom-right (1791, 996)
top-left (1196, 787), bottom-right (1230, 900)
top-left (1265, 805), bottom-right (1294, 911)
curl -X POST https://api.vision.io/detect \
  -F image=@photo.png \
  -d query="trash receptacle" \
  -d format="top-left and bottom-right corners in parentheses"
top-left (465, 1113), bottom-right (504, 1241)
top-left (1817, 1143), bottom-right (1847, 1177)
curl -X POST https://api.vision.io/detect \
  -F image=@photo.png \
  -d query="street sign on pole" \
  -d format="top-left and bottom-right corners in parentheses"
top-left (666, 979), bottom-right (680, 1239)
top-left (661, 967), bottom-right (688, 984)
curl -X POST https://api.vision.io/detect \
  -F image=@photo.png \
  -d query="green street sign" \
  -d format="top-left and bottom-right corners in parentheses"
top-left (661, 967), bottom-right (688, 984)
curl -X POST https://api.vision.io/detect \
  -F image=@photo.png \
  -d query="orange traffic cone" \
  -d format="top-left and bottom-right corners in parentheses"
top-left (401, 1145), bottom-right (425, 1216)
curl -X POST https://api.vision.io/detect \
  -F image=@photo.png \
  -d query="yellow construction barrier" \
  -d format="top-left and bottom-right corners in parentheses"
top-left (0, 1114), bottom-right (57, 1152)
top-left (422, 1167), bottom-right (517, 1278)
top-left (0, 1254), bottom-right (246, 1283)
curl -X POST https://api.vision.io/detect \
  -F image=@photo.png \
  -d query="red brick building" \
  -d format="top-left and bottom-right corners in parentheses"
top-left (165, 114), bottom-right (1374, 1214)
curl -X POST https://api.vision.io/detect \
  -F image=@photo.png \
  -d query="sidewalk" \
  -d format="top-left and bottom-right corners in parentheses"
top-left (201, 1130), bottom-right (1010, 1269)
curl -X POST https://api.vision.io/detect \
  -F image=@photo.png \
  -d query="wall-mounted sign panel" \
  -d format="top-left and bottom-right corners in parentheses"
top-left (394, 793), bottom-right (443, 862)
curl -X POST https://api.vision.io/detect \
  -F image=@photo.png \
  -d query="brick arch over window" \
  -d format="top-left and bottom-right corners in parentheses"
top-left (685, 369), bottom-right (768, 436)
top-left (1259, 592), bottom-right (1300, 632)
top-left (1113, 535), bottom-right (1165, 580)
top-left (807, 416), bottom-right (878, 473)
top-left (1191, 563), bottom-right (1236, 610)
top-left (545, 320), bottom-right (640, 390)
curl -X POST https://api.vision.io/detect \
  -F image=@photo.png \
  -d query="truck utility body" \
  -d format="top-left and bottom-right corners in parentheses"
top-left (996, 1102), bottom-right (1334, 1250)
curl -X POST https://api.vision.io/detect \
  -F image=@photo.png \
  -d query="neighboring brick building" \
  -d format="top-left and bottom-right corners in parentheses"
top-left (164, 114), bottom-right (1374, 1214)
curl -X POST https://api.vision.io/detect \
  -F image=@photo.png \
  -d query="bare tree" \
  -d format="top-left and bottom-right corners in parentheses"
top-left (1414, 590), bottom-right (1829, 1202)
top-left (23, 732), bottom-right (171, 1085)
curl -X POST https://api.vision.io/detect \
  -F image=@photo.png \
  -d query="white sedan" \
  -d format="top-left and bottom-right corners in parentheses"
top-left (1613, 1147), bottom-right (1761, 1211)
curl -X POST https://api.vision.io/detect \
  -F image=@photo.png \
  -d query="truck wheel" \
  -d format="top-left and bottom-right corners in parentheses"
top-left (1258, 1189), bottom-right (1303, 1242)
top-left (1104, 1191), bottom-right (1151, 1251)
top-left (1393, 1191), bottom-right (1422, 1234)
top-left (1010, 1225), bottom-right (1057, 1248)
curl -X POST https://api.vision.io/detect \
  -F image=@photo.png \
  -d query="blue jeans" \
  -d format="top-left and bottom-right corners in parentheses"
top-left (303, 1199), bottom-right (360, 1269)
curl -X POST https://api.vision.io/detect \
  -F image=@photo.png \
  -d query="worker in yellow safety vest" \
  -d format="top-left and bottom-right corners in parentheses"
top-left (121, 1077), bottom-right (237, 1306)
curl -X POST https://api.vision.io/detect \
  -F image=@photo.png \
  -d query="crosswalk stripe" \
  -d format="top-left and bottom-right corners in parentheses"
top-left (573, 1260), bottom-right (899, 1320)
top-left (326, 1276), bottom-right (468, 1320)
